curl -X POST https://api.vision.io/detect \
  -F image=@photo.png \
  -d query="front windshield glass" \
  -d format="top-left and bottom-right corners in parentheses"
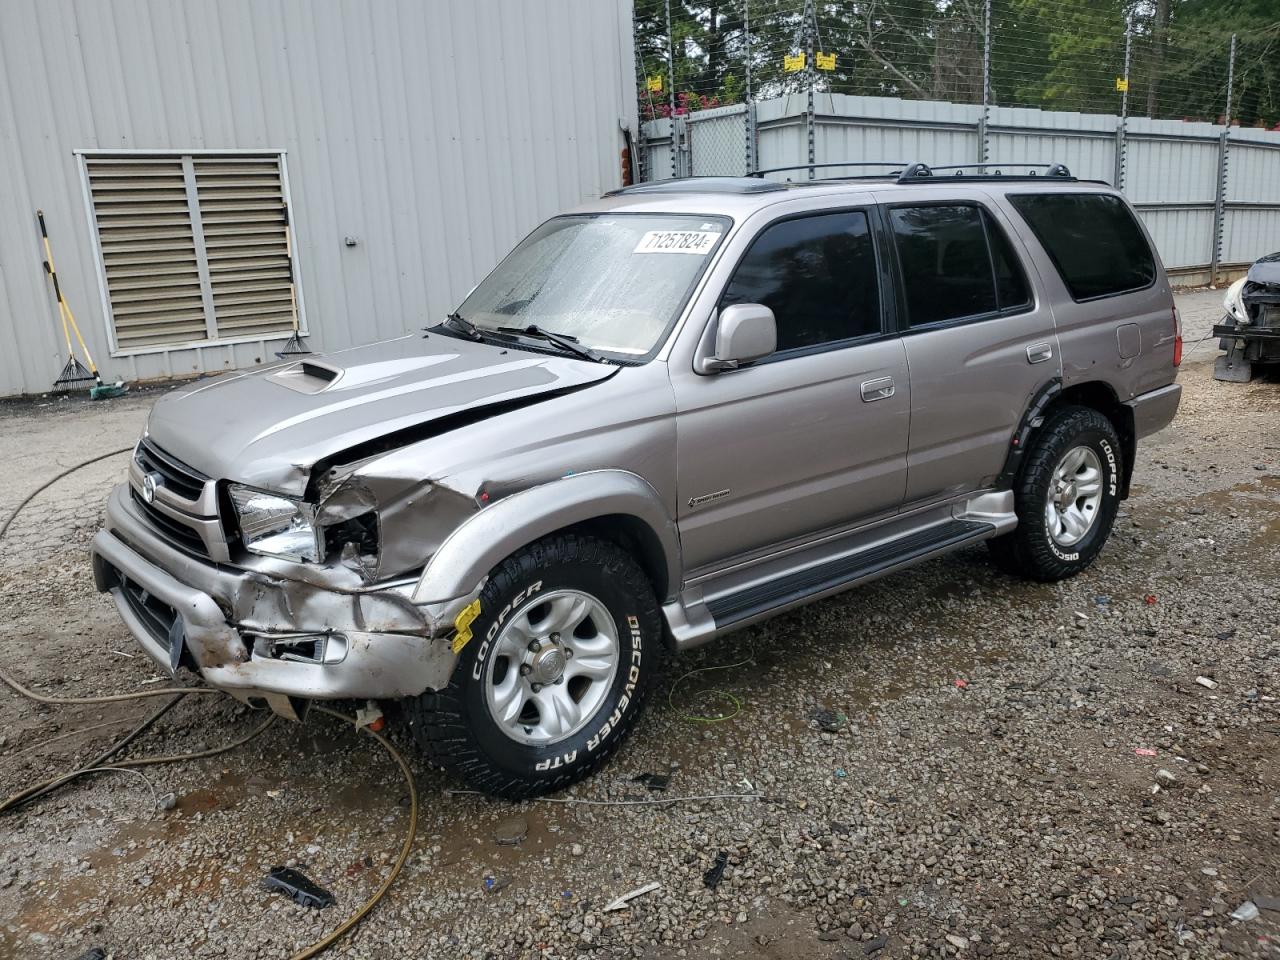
top-left (456, 214), bottom-right (730, 357)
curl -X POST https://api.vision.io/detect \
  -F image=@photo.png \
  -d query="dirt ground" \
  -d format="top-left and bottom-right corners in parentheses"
top-left (0, 288), bottom-right (1277, 960)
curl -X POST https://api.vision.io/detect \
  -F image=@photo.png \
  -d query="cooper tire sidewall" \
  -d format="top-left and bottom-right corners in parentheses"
top-left (1035, 424), bottom-right (1121, 567)
top-left (456, 556), bottom-right (651, 785)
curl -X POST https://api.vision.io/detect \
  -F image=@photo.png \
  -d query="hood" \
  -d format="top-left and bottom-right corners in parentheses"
top-left (146, 333), bottom-right (616, 494)
top-left (1246, 251), bottom-right (1280, 288)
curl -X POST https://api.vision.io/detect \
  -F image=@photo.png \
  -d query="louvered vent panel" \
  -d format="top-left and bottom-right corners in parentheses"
top-left (193, 158), bottom-right (296, 339)
top-left (86, 159), bottom-right (208, 349)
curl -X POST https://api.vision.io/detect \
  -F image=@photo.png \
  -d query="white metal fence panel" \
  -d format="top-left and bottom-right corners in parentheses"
top-left (987, 108), bottom-right (1118, 183)
top-left (1125, 136), bottom-right (1221, 206)
top-left (814, 118), bottom-right (975, 174)
top-left (1222, 207), bottom-right (1280, 265)
top-left (1221, 134), bottom-right (1280, 266)
top-left (1227, 141), bottom-right (1280, 204)
top-left (1136, 208), bottom-right (1217, 272)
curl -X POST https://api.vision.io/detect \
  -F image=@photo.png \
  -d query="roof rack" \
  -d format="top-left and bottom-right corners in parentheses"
top-left (743, 160), bottom-right (1075, 185)
top-left (747, 161), bottom-right (907, 180)
top-left (896, 162), bottom-right (1073, 183)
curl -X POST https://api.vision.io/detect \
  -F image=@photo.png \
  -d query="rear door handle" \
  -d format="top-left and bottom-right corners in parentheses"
top-left (860, 377), bottom-right (895, 402)
top-left (1026, 342), bottom-right (1053, 364)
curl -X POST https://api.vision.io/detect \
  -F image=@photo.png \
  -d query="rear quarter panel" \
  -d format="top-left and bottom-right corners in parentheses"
top-left (995, 188), bottom-right (1177, 403)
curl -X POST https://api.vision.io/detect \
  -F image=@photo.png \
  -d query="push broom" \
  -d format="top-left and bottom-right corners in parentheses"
top-left (37, 210), bottom-right (126, 399)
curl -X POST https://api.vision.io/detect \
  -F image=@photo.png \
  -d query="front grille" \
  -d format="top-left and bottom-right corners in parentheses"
top-left (136, 439), bottom-right (207, 502)
top-left (118, 572), bottom-right (178, 651)
top-left (131, 488), bottom-right (211, 558)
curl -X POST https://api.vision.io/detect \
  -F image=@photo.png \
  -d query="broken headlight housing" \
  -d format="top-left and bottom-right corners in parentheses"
top-left (229, 484), bottom-right (322, 562)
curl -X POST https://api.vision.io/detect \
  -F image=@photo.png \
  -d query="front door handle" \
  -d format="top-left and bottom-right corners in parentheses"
top-left (860, 377), bottom-right (895, 402)
top-left (1026, 342), bottom-right (1053, 364)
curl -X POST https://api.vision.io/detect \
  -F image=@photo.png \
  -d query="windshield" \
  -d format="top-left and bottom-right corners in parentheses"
top-left (455, 214), bottom-right (730, 357)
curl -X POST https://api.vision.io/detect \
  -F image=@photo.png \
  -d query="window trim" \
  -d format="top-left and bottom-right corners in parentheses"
top-left (76, 149), bottom-right (308, 357)
top-left (713, 205), bottom-right (893, 365)
top-left (1007, 191), bottom-right (1158, 304)
top-left (882, 199), bottom-right (1037, 336)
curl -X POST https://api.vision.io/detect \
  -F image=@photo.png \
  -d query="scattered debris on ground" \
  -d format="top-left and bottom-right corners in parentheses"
top-left (1, 289), bottom-right (1277, 958)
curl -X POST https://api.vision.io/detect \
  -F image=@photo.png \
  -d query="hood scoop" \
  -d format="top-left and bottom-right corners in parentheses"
top-left (269, 360), bottom-right (343, 394)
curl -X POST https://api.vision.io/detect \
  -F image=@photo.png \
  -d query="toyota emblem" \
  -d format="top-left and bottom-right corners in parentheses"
top-left (142, 472), bottom-right (162, 504)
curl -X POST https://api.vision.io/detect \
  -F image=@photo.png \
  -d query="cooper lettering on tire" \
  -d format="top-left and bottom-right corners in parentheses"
top-left (989, 405), bottom-right (1123, 582)
top-left (407, 533), bottom-right (660, 799)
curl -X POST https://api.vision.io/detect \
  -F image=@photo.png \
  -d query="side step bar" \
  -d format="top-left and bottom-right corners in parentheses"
top-left (706, 518), bottom-right (994, 630)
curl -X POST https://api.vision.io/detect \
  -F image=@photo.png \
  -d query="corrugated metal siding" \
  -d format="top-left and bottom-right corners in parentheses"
top-left (1227, 141), bottom-right (1280, 203)
top-left (1222, 207), bottom-right (1280, 265)
top-left (986, 111), bottom-right (1117, 184)
top-left (0, 0), bottom-right (636, 396)
top-left (1124, 137), bottom-right (1221, 205)
top-left (1135, 208), bottom-right (1216, 271)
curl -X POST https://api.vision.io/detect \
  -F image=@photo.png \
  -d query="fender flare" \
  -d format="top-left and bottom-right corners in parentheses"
top-left (411, 470), bottom-right (681, 605)
top-left (995, 377), bottom-right (1062, 489)
top-left (997, 377), bottom-right (1138, 499)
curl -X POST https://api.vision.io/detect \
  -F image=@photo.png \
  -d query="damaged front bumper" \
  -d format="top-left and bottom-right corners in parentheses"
top-left (91, 485), bottom-right (461, 716)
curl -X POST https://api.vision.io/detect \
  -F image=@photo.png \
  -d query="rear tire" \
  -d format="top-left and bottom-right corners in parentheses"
top-left (988, 405), bottom-right (1122, 582)
top-left (407, 533), bottom-right (660, 799)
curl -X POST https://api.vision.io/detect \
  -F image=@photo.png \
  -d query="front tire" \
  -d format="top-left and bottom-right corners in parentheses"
top-left (988, 405), bottom-right (1122, 582)
top-left (407, 533), bottom-right (660, 799)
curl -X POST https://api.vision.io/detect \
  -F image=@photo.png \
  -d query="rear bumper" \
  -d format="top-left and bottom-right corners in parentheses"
top-left (92, 484), bottom-right (459, 709)
top-left (1125, 382), bottom-right (1181, 439)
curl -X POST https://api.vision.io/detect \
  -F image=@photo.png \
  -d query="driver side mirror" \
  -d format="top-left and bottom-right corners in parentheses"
top-left (698, 303), bottom-right (777, 373)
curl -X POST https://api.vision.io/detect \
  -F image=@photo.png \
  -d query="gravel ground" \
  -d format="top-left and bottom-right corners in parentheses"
top-left (0, 289), bottom-right (1277, 960)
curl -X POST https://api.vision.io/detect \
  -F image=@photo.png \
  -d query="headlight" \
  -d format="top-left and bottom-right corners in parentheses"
top-left (229, 484), bottom-right (321, 562)
top-left (1224, 277), bottom-right (1248, 324)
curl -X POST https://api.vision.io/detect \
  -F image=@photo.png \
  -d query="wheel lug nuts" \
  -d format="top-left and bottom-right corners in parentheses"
top-left (564, 648), bottom-right (573, 658)
top-left (530, 682), bottom-right (543, 693)
top-left (528, 640), bottom-right (542, 652)
top-left (549, 632), bottom-right (560, 642)
top-left (519, 664), bottom-right (532, 676)
top-left (555, 676), bottom-right (564, 684)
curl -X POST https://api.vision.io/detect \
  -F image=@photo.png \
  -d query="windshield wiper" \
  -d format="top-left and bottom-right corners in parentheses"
top-left (496, 324), bottom-right (606, 363)
top-left (442, 312), bottom-right (483, 341)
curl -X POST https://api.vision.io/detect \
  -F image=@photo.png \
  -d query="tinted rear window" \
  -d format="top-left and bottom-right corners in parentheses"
top-left (888, 204), bottom-right (1031, 327)
top-left (1009, 193), bottom-right (1156, 301)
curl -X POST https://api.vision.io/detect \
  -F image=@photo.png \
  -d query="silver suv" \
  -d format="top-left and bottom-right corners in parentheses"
top-left (92, 163), bottom-right (1183, 797)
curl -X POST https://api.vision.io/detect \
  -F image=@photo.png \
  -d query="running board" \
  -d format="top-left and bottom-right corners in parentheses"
top-left (661, 492), bottom-right (1014, 650)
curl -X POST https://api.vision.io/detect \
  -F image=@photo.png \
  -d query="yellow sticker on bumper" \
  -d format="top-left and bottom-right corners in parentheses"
top-left (451, 598), bottom-right (482, 655)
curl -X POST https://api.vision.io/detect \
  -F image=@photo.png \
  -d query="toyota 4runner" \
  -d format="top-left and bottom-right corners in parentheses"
top-left (92, 162), bottom-right (1183, 798)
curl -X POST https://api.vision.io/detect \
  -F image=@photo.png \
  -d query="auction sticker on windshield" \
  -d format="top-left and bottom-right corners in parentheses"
top-left (633, 230), bottom-right (720, 254)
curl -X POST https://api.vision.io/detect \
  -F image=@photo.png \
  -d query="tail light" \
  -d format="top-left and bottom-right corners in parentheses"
top-left (1172, 305), bottom-right (1183, 367)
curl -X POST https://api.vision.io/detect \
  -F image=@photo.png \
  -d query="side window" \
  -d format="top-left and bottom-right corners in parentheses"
top-left (1008, 193), bottom-right (1156, 301)
top-left (985, 210), bottom-right (1032, 310)
top-left (889, 204), bottom-right (998, 327)
top-left (720, 211), bottom-right (880, 352)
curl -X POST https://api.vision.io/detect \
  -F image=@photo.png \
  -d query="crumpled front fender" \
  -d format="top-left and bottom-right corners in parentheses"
top-left (411, 470), bottom-right (680, 607)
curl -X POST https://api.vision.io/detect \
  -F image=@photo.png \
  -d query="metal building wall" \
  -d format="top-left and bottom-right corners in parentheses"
top-left (0, 0), bottom-right (637, 397)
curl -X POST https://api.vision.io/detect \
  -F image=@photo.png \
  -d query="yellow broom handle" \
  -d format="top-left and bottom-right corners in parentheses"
top-left (62, 295), bottom-right (98, 374)
top-left (38, 213), bottom-right (76, 360)
top-left (38, 210), bottom-right (99, 376)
